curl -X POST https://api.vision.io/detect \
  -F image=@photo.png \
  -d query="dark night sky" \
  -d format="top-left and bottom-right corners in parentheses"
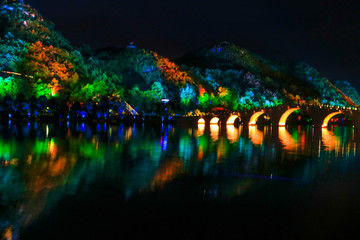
top-left (26, 0), bottom-right (360, 90)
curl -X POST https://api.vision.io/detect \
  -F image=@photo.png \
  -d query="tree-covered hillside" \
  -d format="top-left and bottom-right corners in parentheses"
top-left (176, 42), bottom-right (359, 109)
top-left (0, 0), bottom-right (126, 116)
top-left (0, 0), bottom-right (359, 117)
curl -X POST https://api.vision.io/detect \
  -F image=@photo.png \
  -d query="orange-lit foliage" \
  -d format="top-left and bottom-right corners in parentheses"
top-left (153, 52), bottom-right (192, 86)
top-left (199, 85), bottom-right (206, 96)
top-left (282, 89), bottom-right (306, 104)
top-left (21, 41), bottom-right (79, 88)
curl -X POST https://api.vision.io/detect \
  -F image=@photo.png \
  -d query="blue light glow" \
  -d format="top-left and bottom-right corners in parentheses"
top-left (80, 111), bottom-right (86, 118)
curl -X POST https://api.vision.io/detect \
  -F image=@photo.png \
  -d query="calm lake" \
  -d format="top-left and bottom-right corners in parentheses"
top-left (0, 122), bottom-right (360, 239)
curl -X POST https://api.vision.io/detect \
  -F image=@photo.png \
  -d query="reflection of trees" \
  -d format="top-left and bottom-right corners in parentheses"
top-left (0, 124), bottom-right (172, 237)
top-left (0, 123), bottom-right (358, 238)
top-left (150, 156), bottom-right (184, 190)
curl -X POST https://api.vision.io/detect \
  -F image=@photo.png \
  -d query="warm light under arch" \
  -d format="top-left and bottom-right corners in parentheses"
top-left (210, 117), bottom-right (220, 125)
top-left (226, 115), bottom-right (240, 125)
top-left (249, 111), bottom-right (265, 126)
top-left (198, 118), bottom-right (205, 124)
top-left (278, 108), bottom-right (300, 126)
top-left (322, 111), bottom-right (342, 128)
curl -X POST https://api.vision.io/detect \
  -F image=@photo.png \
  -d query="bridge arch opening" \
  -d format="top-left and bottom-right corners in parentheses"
top-left (198, 118), bottom-right (205, 124)
top-left (284, 109), bottom-right (313, 125)
top-left (278, 108), bottom-right (300, 127)
top-left (210, 117), bottom-right (220, 125)
top-left (322, 111), bottom-right (352, 128)
top-left (226, 115), bottom-right (240, 125)
top-left (249, 111), bottom-right (271, 126)
top-left (249, 111), bottom-right (264, 126)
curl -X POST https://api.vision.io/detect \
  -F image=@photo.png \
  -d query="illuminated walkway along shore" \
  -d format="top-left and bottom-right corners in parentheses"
top-left (179, 104), bottom-right (360, 128)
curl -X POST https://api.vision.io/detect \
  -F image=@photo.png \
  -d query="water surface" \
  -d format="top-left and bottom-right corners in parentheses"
top-left (0, 123), bottom-right (359, 239)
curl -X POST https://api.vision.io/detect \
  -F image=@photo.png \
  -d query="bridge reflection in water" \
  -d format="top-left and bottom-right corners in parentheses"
top-left (248, 126), bottom-right (264, 145)
top-left (226, 125), bottom-right (240, 143)
top-left (279, 126), bottom-right (297, 150)
top-left (0, 122), bottom-right (359, 239)
top-left (322, 128), bottom-right (339, 151)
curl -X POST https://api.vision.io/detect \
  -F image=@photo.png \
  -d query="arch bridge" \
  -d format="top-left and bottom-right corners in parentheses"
top-left (190, 104), bottom-right (360, 128)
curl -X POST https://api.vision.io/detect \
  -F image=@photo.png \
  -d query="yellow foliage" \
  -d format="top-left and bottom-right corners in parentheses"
top-left (218, 87), bottom-right (228, 97)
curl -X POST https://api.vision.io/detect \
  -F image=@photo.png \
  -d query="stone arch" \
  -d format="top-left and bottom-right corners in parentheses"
top-left (198, 118), bottom-right (205, 124)
top-left (226, 115), bottom-right (240, 125)
top-left (249, 111), bottom-right (265, 126)
top-left (321, 111), bottom-right (343, 128)
top-left (210, 117), bottom-right (220, 125)
top-left (278, 107), bottom-right (300, 127)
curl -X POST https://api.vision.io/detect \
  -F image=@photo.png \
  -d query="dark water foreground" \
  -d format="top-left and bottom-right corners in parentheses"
top-left (0, 122), bottom-right (359, 239)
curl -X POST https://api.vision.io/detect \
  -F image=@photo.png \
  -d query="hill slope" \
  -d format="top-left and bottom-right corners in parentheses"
top-left (176, 42), bottom-right (359, 108)
top-left (0, 1), bottom-right (359, 116)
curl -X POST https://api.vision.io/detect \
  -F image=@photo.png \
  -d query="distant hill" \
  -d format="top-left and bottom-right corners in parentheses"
top-left (176, 42), bottom-right (359, 108)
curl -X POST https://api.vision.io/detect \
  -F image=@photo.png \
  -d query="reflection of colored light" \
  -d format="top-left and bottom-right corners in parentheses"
top-left (49, 139), bottom-right (57, 159)
top-left (160, 128), bottom-right (168, 151)
top-left (322, 128), bottom-right (338, 151)
top-left (198, 123), bottom-right (205, 136)
top-left (151, 159), bottom-right (184, 189)
top-left (278, 108), bottom-right (300, 126)
top-left (3, 226), bottom-right (13, 240)
top-left (301, 129), bottom-right (306, 151)
top-left (49, 156), bottom-right (66, 176)
top-left (278, 127), bottom-right (296, 150)
top-left (197, 135), bottom-right (208, 161)
top-left (46, 125), bottom-right (49, 138)
top-left (125, 127), bottom-right (132, 140)
top-left (210, 124), bottom-right (219, 141)
top-left (217, 139), bottom-right (226, 162)
top-left (248, 126), bottom-right (263, 145)
top-left (226, 125), bottom-right (239, 143)
top-left (198, 146), bottom-right (203, 160)
top-left (80, 123), bottom-right (86, 132)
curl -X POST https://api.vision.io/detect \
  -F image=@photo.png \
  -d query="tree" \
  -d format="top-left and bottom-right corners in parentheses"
top-left (19, 41), bottom-right (80, 98)
top-left (180, 84), bottom-right (196, 108)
